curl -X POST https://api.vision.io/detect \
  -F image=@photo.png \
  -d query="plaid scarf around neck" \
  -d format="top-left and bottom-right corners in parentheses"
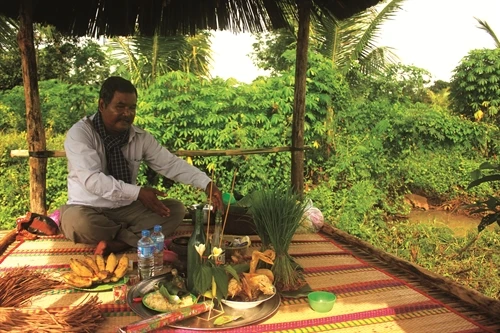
top-left (92, 112), bottom-right (132, 184)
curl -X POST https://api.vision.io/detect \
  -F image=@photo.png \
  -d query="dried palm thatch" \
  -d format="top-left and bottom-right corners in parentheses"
top-left (0, 0), bottom-right (381, 37)
top-left (0, 295), bottom-right (104, 333)
top-left (0, 267), bottom-right (62, 307)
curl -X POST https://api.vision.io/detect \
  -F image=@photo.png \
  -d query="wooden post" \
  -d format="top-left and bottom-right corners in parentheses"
top-left (17, 0), bottom-right (47, 214)
top-left (291, 0), bottom-right (311, 197)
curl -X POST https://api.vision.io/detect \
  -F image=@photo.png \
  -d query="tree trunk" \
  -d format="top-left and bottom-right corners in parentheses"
top-left (291, 0), bottom-right (311, 197)
top-left (18, 0), bottom-right (47, 214)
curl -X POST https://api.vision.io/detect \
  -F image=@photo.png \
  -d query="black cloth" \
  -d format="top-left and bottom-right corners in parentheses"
top-left (92, 112), bottom-right (131, 183)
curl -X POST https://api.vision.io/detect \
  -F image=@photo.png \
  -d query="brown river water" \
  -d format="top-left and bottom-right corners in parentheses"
top-left (407, 210), bottom-right (497, 237)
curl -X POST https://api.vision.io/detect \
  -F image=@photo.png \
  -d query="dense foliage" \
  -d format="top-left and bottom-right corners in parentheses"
top-left (449, 48), bottom-right (500, 124)
top-left (0, 80), bottom-right (98, 133)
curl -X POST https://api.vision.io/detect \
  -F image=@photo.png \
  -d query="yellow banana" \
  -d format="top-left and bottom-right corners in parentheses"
top-left (69, 258), bottom-right (94, 278)
top-left (62, 272), bottom-right (93, 288)
top-left (96, 270), bottom-right (111, 281)
top-left (95, 254), bottom-right (106, 272)
top-left (105, 252), bottom-right (118, 273)
top-left (82, 255), bottom-right (99, 276)
top-left (110, 255), bottom-right (129, 282)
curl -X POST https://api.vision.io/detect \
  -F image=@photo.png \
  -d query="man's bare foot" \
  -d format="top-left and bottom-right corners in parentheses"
top-left (94, 240), bottom-right (131, 256)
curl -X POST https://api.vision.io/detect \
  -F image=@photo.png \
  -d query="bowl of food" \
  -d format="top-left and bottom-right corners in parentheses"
top-left (221, 288), bottom-right (276, 310)
top-left (307, 291), bottom-right (336, 313)
top-left (223, 235), bottom-right (251, 261)
top-left (222, 249), bottom-right (277, 309)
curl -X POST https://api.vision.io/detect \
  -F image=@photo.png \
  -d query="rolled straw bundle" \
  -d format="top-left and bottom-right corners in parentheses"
top-left (0, 267), bottom-right (62, 307)
top-left (0, 296), bottom-right (104, 333)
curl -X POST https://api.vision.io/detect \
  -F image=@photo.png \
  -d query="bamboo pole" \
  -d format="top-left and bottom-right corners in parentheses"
top-left (10, 146), bottom-right (306, 158)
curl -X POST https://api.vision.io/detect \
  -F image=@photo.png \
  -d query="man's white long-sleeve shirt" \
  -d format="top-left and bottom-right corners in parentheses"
top-left (64, 115), bottom-right (211, 208)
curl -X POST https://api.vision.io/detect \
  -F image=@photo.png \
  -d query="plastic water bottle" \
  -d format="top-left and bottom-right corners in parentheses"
top-left (137, 229), bottom-right (155, 280)
top-left (151, 224), bottom-right (165, 275)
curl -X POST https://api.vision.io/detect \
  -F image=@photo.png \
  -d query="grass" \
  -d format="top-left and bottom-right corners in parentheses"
top-left (367, 219), bottom-right (500, 300)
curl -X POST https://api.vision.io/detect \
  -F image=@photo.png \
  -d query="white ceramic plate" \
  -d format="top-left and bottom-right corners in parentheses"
top-left (221, 290), bottom-right (276, 310)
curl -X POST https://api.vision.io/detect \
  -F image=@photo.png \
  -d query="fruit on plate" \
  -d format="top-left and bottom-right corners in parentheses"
top-left (62, 253), bottom-right (129, 288)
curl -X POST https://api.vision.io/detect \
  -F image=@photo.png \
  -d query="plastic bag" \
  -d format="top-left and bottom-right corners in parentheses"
top-left (297, 199), bottom-right (324, 233)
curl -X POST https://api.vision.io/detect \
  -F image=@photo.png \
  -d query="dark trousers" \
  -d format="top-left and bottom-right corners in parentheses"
top-left (59, 199), bottom-right (185, 247)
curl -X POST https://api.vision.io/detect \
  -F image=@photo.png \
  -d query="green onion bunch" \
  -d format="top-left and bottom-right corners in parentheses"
top-left (249, 186), bottom-right (308, 291)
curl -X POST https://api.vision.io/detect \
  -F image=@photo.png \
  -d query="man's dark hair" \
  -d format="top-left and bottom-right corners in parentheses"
top-left (99, 77), bottom-right (138, 106)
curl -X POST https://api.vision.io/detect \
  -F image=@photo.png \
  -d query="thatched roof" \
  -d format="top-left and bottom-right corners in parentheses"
top-left (1, 0), bottom-right (380, 36)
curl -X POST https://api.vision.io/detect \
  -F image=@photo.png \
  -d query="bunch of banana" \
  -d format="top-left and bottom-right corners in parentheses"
top-left (62, 253), bottom-right (129, 288)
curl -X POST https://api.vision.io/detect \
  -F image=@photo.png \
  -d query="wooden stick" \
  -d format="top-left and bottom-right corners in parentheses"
top-left (220, 169), bottom-right (238, 247)
top-left (10, 146), bottom-right (308, 158)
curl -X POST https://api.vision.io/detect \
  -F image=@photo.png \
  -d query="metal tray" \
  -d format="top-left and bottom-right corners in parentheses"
top-left (127, 273), bottom-right (280, 330)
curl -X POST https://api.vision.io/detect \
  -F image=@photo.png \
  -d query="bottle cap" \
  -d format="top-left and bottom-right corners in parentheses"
top-left (141, 229), bottom-right (150, 237)
top-left (154, 225), bottom-right (162, 232)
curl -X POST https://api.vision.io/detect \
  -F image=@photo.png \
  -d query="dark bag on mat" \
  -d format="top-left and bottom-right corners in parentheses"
top-left (16, 212), bottom-right (59, 236)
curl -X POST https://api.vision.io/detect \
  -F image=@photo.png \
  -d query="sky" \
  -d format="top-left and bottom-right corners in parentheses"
top-left (210, 0), bottom-right (500, 83)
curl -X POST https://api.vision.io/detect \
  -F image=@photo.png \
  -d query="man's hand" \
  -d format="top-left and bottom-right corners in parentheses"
top-left (205, 182), bottom-right (223, 212)
top-left (138, 187), bottom-right (170, 217)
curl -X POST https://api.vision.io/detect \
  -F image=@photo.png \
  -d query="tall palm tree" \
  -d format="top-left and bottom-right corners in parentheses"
top-left (252, 0), bottom-right (404, 76)
top-left (106, 31), bottom-right (213, 89)
top-left (475, 17), bottom-right (500, 48)
top-left (0, 15), bottom-right (18, 52)
top-left (313, 0), bottom-right (404, 74)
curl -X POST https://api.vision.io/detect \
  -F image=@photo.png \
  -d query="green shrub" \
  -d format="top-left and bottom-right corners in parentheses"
top-left (450, 48), bottom-right (500, 124)
top-left (0, 132), bottom-right (31, 228)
